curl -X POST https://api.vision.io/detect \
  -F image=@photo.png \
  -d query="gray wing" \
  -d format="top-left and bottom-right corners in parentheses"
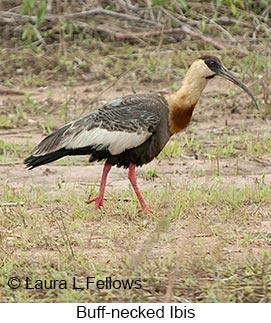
top-left (31, 93), bottom-right (164, 156)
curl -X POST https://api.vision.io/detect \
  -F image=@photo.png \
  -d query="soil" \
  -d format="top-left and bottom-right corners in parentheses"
top-left (1, 78), bottom-right (269, 193)
top-left (0, 31), bottom-right (270, 302)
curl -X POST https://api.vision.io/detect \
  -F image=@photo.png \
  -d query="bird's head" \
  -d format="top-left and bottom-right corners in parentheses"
top-left (192, 56), bottom-right (259, 109)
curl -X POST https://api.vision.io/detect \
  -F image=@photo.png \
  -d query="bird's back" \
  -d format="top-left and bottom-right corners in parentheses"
top-left (24, 92), bottom-right (171, 169)
top-left (104, 92), bottom-right (171, 167)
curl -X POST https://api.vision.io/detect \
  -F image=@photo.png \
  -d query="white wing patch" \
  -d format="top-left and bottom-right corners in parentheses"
top-left (65, 127), bottom-right (151, 155)
top-left (108, 98), bottom-right (123, 107)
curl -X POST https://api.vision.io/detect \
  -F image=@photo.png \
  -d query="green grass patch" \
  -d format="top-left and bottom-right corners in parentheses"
top-left (0, 179), bottom-right (270, 302)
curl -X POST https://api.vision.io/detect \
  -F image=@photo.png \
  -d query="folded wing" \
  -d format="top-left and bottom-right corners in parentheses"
top-left (24, 94), bottom-right (162, 169)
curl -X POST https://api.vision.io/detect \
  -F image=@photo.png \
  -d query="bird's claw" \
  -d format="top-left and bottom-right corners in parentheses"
top-left (142, 207), bottom-right (154, 214)
top-left (86, 196), bottom-right (104, 210)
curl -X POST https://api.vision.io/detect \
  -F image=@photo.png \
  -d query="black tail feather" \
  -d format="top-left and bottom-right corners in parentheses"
top-left (24, 149), bottom-right (69, 169)
top-left (24, 146), bottom-right (112, 169)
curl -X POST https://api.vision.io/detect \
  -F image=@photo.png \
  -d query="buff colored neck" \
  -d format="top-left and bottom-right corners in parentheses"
top-left (165, 62), bottom-right (210, 134)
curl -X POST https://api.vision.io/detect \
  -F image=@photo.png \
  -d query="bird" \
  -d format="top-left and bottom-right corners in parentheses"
top-left (24, 56), bottom-right (258, 213)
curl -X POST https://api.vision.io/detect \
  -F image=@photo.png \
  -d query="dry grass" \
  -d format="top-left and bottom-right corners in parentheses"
top-left (0, 1), bottom-right (271, 303)
top-left (0, 172), bottom-right (270, 302)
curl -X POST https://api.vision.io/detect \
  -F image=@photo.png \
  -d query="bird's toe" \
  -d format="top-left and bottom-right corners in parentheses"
top-left (86, 196), bottom-right (104, 210)
top-left (141, 206), bottom-right (154, 214)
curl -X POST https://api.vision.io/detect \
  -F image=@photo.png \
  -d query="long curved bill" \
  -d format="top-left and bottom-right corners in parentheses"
top-left (217, 66), bottom-right (259, 110)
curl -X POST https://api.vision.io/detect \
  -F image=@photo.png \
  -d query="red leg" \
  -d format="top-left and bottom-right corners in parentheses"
top-left (86, 163), bottom-right (112, 210)
top-left (128, 164), bottom-right (153, 213)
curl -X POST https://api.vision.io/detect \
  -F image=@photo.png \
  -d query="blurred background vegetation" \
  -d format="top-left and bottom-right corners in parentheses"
top-left (0, 0), bottom-right (270, 80)
top-left (0, 0), bottom-right (270, 137)
top-left (0, 1), bottom-right (271, 303)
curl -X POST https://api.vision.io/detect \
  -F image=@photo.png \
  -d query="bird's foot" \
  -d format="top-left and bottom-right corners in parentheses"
top-left (86, 196), bottom-right (104, 210)
top-left (141, 206), bottom-right (154, 214)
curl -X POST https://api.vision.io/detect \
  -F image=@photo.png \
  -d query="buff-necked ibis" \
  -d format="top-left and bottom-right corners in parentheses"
top-left (24, 56), bottom-right (258, 212)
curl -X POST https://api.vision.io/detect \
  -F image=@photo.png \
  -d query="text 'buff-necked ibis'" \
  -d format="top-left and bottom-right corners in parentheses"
top-left (24, 56), bottom-right (259, 213)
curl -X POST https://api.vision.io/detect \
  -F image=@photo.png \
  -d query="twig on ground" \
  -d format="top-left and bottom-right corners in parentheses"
top-left (0, 85), bottom-right (27, 95)
top-left (0, 7), bottom-right (162, 26)
top-left (0, 202), bottom-right (24, 207)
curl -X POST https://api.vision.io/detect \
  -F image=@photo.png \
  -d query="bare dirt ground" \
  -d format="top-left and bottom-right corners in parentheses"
top-left (1, 77), bottom-right (270, 302)
top-left (0, 0), bottom-right (270, 303)
top-left (1, 78), bottom-right (270, 189)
